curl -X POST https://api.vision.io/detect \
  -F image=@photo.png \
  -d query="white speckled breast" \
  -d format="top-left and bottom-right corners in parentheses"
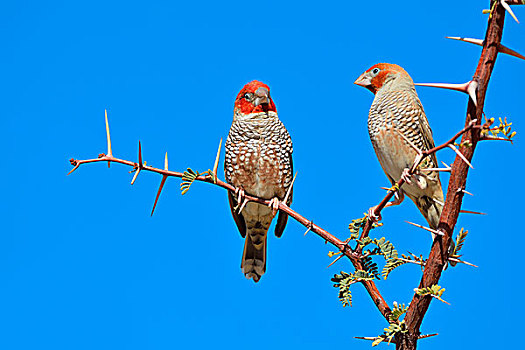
top-left (225, 111), bottom-right (293, 200)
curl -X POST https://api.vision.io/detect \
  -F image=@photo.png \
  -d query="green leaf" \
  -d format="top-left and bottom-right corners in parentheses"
top-left (371, 320), bottom-right (408, 346)
top-left (372, 336), bottom-right (385, 347)
top-left (348, 214), bottom-right (381, 235)
top-left (361, 256), bottom-right (380, 280)
top-left (382, 258), bottom-right (407, 280)
top-left (331, 269), bottom-right (374, 307)
top-left (331, 272), bottom-right (354, 307)
top-left (451, 228), bottom-right (468, 258)
top-left (348, 215), bottom-right (368, 234)
top-left (180, 168), bottom-right (199, 195)
top-left (389, 301), bottom-right (409, 323)
top-left (353, 269), bottom-right (375, 281)
top-left (414, 284), bottom-right (449, 304)
top-left (374, 237), bottom-right (398, 260)
top-left (363, 247), bottom-right (382, 257)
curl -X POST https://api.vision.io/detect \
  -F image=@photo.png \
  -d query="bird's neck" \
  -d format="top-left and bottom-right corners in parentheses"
top-left (233, 110), bottom-right (279, 123)
top-left (377, 76), bottom-right (416, 96)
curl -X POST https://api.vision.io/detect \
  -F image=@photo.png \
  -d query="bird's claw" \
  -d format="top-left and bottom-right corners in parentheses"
top-left (401, 168), bottom-right (412, 184)
top-left (367, 206), bottom-right (382, 223)
top-left (268, 197), bottom-right (280, 217)
top-left (234, 188), bottom-right (247, 214)
top-left (238, 198), bottom-right (248, 214)
top-left (235, 187), bottom-right (245, 204)
top-left (386, 188), bottom-right (405, 207)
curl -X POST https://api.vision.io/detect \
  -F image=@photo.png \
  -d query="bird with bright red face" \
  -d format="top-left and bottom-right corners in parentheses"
top-left (225, 80), bottom-right (293, 282)
top-left (354, 64), bottom-right (445, 234)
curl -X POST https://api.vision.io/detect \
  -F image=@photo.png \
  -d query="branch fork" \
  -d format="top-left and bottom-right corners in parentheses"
top-left (68, 2), bottom-right (519, 346)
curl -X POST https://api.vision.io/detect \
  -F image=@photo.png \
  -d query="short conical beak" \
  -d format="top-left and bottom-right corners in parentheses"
top-left (354, 73), bottom-right (371, 87)
top-left (254, 87), bottom-right (269, 106)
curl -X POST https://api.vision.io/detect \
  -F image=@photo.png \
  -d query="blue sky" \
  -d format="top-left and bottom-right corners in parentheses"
top-left (1, 1), bottom-right (523, 349)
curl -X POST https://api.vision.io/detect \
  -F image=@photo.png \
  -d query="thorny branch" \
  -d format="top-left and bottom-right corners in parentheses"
top-left (68, 114), bottom-right (393, 320)
top-left (69, 108), bottom-right (493, 323)
top-left (68, 1), bottom-right (521, 348)
top-left (399, 1), bottom-right (517, 348)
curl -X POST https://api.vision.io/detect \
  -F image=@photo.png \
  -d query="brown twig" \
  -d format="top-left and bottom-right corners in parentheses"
top-left (480, 135), bottom-right (514, 142)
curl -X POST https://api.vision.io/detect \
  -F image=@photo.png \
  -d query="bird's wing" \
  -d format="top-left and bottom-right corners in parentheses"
top-left (227, 191), bottom-right (246, 238)
top-left (413, 96), bottom-right (439, 167)
top-left (274, 152), bottom-right (293, 238)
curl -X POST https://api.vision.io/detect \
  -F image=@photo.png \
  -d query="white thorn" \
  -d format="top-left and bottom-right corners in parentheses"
top-left (501, 0), bottom-right (520, 24)
top-left (446, 35), bottom-right (525, 61)
top-left (212, 138), bottom-right (222, 181)
top-left (467, 81), bottom-right (478, 107)
top-left (131, 168), bottom-right (141, 185)
top-left (283, 172), bottom-right (298, 205)
top-left (415, 81), bottom-right (470, 92)
top-left (415, 81), bottom-right (477, 107)
top-left (405, 221), bottom-right (444, 237)
top-left (448, 144), bottom-right (474, 169)
top-left (105, 109), bottom-right (112, 157)
top-left (446, 36), bottom-right (484, 46)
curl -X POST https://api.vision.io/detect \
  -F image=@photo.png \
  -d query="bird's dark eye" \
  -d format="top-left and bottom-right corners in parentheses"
top-left (372, 68), bottom-right (380, 75)
top-left (244, 93), bottom-right (253, 100)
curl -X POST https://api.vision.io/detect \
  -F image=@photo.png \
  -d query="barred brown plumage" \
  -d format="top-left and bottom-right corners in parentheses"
top-left (355, 63), bottom-right (446, 238)
top-left (224, 80), bottom-right (293, 282)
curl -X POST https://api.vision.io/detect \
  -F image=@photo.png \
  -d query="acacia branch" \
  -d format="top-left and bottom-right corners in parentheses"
top-left (68, 108), bottom-right (490, 324)
top-left (68, 101), bottom-right (490, 321)
top-left (69, 1), bottom-right (517, 344)
top-left (69, 137), bottom-right (393, 321)
top-left (401, 0), bottom-right (508, 344)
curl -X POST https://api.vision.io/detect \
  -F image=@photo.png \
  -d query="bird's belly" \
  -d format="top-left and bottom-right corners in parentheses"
top-left (230, 140), bottom-right (286, 199)
top-left (371, 127), bottom-right (418, 181)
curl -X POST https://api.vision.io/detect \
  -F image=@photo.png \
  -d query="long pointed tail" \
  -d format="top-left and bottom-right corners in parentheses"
top-left (241, 228), bottom-right (267, 283)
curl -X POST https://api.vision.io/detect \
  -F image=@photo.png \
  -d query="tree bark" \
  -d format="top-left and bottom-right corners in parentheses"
top-left (396, 333), bottom-right (418, 350)
top-left (399, 1), bottom-right (507, 348)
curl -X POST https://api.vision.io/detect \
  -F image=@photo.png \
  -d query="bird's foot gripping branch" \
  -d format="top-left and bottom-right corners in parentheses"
top-left (68, 2), bottom-right (522, 349)
top-left (69, 108), bottom-right (510, 348)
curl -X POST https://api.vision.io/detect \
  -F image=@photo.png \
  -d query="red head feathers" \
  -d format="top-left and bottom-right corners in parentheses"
top-left (354, 63), bottom-right (411, 94)
top-left (235, 80), bottom-right (277, 114)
